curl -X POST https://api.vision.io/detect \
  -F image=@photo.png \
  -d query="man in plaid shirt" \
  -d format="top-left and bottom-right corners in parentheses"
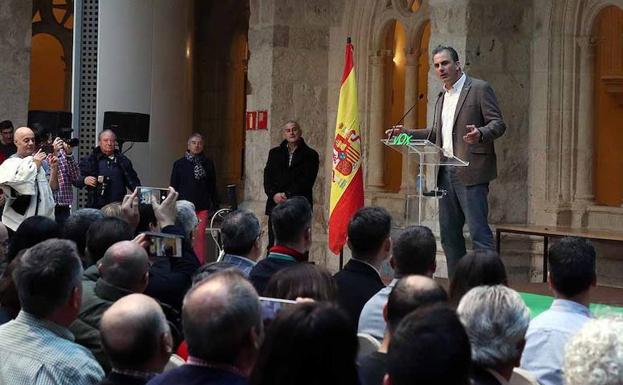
top-left (51, 137), bottom-right (79, 225)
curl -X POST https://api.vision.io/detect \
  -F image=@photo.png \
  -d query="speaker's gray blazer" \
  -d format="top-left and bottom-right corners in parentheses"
top-left (419, 75), bottom-right (506, 186)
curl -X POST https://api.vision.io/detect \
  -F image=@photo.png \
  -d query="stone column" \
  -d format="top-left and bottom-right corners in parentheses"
top-left (97, 0), bottom-right (194, 187)
top-left (401, 52), bottom-right (419, 192)
top-left (368, 54), bottom-right (386, 188)
top-left (574, 36), bottom-right (595, 203)
top-left (0, 0), bottom-right (32, 125)
top-left (403, 52), bottom-right (419, 129)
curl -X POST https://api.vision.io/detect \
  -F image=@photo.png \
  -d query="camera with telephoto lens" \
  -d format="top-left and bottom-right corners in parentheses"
top-left (58, 128), bottom-right (79, 147)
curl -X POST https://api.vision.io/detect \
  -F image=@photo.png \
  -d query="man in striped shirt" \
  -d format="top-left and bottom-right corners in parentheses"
top-left (0, 239), bottom-right (104, 385)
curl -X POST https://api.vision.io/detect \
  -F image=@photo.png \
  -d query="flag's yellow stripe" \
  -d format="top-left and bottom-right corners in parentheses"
top-left (330, 68), bottom-right (361, 213)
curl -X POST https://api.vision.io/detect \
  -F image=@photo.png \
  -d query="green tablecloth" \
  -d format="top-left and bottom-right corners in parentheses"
top-left (520, 292), bottom-right (623, 319)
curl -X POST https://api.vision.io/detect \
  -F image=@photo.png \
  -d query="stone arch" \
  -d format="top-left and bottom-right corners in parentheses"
top-left (404, 7), bottom-right (430, 53)
top-left (529, 0), bottom-right (623, 228)
top-left (371, 14), bottom-right (401, 53)
top-left (579, 0), bottom-right (623, 35)
top-left (364, 0), bottom-right (431, 193)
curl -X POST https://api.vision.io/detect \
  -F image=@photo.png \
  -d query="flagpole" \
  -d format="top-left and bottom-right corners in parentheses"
top-left (339, 248), bottom-right (344, 270)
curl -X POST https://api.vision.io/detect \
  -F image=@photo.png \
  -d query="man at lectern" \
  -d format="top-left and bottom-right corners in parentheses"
top-left (389, 45), bottom-right (506, 277)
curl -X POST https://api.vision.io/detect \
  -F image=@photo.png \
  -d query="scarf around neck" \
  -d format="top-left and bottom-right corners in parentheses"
top-left (185, 151), bottom-right (207, 180)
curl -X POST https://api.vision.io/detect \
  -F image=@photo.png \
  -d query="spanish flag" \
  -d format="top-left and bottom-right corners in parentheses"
top-left (328, 37), bottom-right (364, 254)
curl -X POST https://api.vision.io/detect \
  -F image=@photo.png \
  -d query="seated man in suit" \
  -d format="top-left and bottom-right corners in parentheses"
top-left (249, 196), bottom-right (312, 295)
top-left (70, 241), bottom-right (151, 372)
top-left (458, 285), bottom-right (531, 385)
top-left (148, 270), bottom-right (262, 385)
top-left (334, 206), bottom-right (391, 330)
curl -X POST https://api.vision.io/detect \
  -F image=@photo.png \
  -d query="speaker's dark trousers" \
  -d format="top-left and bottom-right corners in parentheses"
top-left (438, 166), bottom-right (494, 277)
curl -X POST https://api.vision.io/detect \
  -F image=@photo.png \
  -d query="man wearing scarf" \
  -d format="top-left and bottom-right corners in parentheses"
top-left (170, 133), bottom-right (218, 264)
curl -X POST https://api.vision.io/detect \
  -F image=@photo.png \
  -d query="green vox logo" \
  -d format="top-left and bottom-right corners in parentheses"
top-left (390, 133), bottom-right (413, 145)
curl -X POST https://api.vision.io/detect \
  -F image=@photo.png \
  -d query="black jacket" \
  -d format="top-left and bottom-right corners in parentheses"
top-left (334, 259), bottom-right (385, 330)
top-left (249, 257), bottom-right (297, 296)
top-left (263, 138), bottom-right (319, 215)
top-left (77, 147), bottom-right (141, 208)
top-left (170, 153), bottom-right (218, 211)
top-left (98, 372), bottom-right (149, 385)
top-left (82, 224), bottom-right (199, 312)
top-left (145, 225), bottom-right (201, 311)
top-left (470, 366), bottom-right (503, 385)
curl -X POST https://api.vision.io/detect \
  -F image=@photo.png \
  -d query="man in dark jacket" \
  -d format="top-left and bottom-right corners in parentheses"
top-left (334, 206), bottom-right (391, 331)
top-left (70, 240), bottom-right (151, 372)
top-left (263, 120), bottom-right (319, 249)
top-left (249, 196), bottom-right (311, 295)
top-left (170, 133), bottom-right (218, 263)
top-left (99, 294), bottom-right (172, 385)
top-left (78, 129), bottom-right (141, 208)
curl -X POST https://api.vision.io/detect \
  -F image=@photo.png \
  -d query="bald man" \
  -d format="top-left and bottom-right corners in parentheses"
top-left (0, 126), bottom-right (57, 230)
top-left (70, 241), bottom-right (151, 372)
top-left (263, 120), bottom-right (319, 249)
top-left (99, 294), bottom-right (172, 385)
top-left (148, 270), bottom-right (262, 385)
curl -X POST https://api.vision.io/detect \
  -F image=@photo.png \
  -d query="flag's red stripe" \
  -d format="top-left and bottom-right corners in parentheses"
top-left (340, 43), bottom-right (354, 85)
top-left (328, 169), bottom-right (364, 254)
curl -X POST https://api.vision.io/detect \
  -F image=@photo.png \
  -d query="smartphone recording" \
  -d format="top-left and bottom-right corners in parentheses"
top-left (259, 297), bottom-right (297, 322)
top-left (137, 186), bottom-right (169, 205)
top-left (142, 232), bottom-right (183, 258)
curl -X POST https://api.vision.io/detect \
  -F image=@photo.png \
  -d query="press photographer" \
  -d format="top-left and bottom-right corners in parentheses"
top-left (33, 125), bottom-right (81, 225)
top-left (78, 129), bottom-right (141, 208)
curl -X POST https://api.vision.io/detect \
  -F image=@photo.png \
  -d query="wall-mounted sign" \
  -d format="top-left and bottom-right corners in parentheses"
top-left (257, 110), bottom-right (268, 129)
top-left (246, 110), bottom-right (269, 130)
top-left (246, 111), bottom-right (257, 130)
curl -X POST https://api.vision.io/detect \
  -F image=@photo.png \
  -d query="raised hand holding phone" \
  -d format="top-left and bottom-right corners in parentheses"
top-left (152, 186), bottom-right (178, 228)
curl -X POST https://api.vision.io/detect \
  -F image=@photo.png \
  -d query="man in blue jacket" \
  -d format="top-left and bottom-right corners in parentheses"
top-left (78, 129), bottom-right (141, 209)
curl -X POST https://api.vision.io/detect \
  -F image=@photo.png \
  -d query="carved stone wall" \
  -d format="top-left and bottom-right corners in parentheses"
top-left (0, 0), bottom-right (32, 125)
top-left (245, 0), bottom-right (342, 267)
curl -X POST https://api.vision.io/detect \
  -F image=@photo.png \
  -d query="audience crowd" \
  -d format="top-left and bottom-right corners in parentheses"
top-left (0, 127), bottom-right (620, 385)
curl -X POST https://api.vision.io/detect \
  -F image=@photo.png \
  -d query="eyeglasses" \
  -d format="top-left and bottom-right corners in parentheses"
top-left (256, 230), bottom-right (265, 240)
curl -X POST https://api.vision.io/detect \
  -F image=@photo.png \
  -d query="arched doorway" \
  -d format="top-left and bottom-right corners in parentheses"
top-left (30, 0), bottom-right (74, 111)
top-left (592, 5), bottom-right (623, 206)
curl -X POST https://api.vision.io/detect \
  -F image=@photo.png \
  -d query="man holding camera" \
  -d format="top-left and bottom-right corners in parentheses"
top-left (0, 127), bottom-right (57, 231)
top-left (50, 136), bottom-right (80, 225)
top-left (78, 129), bottom-right (141, 209)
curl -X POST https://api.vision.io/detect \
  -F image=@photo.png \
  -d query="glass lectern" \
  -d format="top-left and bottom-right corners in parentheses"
top-left (381, 135), bottom-right (468, 225)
